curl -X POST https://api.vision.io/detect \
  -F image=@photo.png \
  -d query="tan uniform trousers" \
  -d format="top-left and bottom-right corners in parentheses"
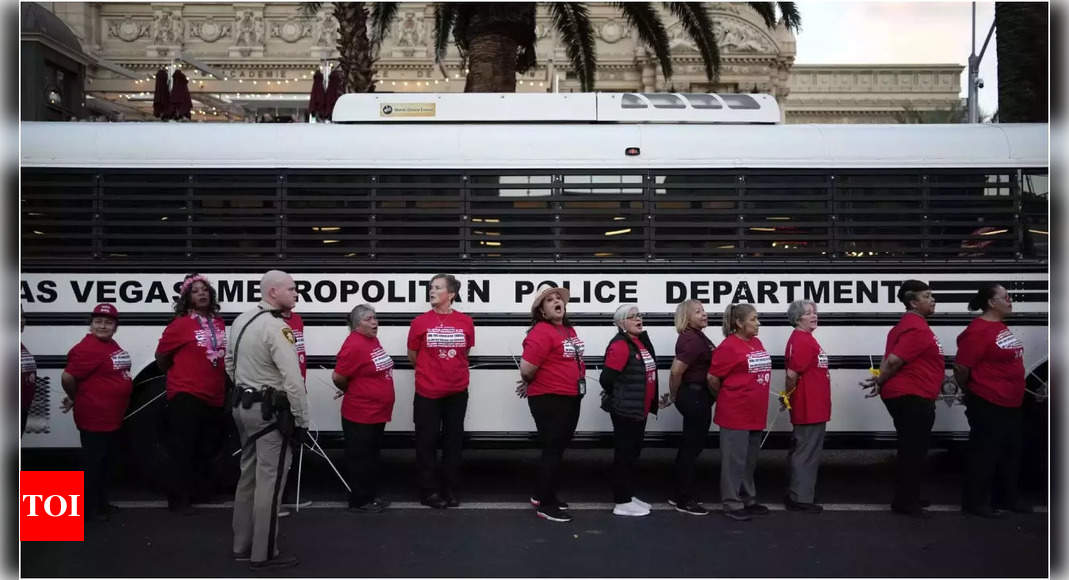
top-left (231, 404), bottom-right (292, 562)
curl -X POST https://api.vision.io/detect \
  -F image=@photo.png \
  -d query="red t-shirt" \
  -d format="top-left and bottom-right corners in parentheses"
top-left (283, 312), bottom-right (307, 380)
top-left (407, 310), bottom-right (475, 398)
top-left (156, 313), bottom-right (228, 407)
top-left (709, 334), bottom-right (771, 431)
top-left (955, 318), bottom-right (1025, 407)
top-left (335, 332), bottom-right (395, 424)
top-left (21, 343), bottom-right (37, 409)
top-left (522, 322), bottom-right (585, 397)
top-left (880, 312), bottom-right (945, 401)
top-left (785, 329), bottom-right (831, 425)
top-left (65, 334), bottom-right (133, 432)
top-left (605, 336), bottom-right (657, 415)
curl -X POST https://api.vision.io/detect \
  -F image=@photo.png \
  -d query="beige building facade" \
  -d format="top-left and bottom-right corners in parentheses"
top-left (39, 2), bottom-right (962, 123)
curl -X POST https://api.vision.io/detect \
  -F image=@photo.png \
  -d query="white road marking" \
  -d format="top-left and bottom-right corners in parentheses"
top-left (111, 500), bottom-right (1047, 513)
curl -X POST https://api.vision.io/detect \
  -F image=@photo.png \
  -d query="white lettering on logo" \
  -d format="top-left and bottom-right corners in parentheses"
top-left (747, 350), bottom-right (772, 385)
top-left (22, 494), bottom-right (80, 517)
top-left (370, 346), bottom-right (394, 378)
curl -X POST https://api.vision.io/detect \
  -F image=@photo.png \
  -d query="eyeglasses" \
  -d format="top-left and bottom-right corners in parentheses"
top-left (625, 313), bottom-right (644, 321)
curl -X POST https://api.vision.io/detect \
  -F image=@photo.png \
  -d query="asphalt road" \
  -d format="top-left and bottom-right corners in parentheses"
top-left (20, 448), bottom-right (1049, 577)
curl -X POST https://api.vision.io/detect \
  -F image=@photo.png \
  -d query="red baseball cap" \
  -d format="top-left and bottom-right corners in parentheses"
top-left (91, 303), bottom-right (119, 319)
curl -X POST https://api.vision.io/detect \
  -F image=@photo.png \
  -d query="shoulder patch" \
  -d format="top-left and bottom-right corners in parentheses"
top-left (281, 327), bottom-right (296, 344)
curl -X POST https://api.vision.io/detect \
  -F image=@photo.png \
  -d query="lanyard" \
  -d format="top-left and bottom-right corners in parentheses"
top-left (194, 313), bottom-right (221, 365)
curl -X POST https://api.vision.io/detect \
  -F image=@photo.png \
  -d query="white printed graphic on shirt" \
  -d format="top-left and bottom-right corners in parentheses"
top-left (427, 326), bottom-right (467, 359)
top-left (111, 349), bottom-right (133, 380)
top-left (293, 329), bottom-right (306, 366)
top-left (562, 336), bottom-right (585, 360)
top-left (639, 348), bottom-right (656, 383)
top-left (747, 351), bottom-right (772, 386)
top-left (817, 349), bottom-right (829, 369)
top-left (933, 335), bottom-right (945, 355)
top-left (370, 346), bottom-right (394, 378)
top-left (995, 329), bottom-right (1024, 359)
top-left (21, 348), bottom-right (36, 374)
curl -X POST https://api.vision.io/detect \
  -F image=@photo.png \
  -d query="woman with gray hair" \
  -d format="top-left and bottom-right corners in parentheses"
top-left (602, 303), bottom-right (667, 516)
top-left (667, 299), bottom-right (716, 516)
top-left (599, 304), bottom-right (670, 516)
top-left (782, 300), bottom-right (830, 514)
top-left (332, 304), bottom-right (395, 513)
top-left (707, 303), bottom-right (771, 521)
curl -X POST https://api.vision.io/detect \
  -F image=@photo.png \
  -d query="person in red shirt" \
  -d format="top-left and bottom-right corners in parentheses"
top-left (708, 303), bottom-right (772, 521)
top-left (783, 300), bottom-right (830, 514)
top-left (860, 279), bottom-right (946, 518)
top-left (333, 304), bottom-right (395, 513)
top-left (21, 306), bottom-right (38, 435)
top-left (407, 274), bottom-right (475, 509)
top-left (599, 305), bottom-right (670, 517)
top-left (155, 273), bottom-right (228, 515)
top-left (954, 283), bottom-right (1033, 517)
top-left (60, 303), bottom-right (133, 522)
top-left (667, 299), bottom-right (716, 516)
top-left (518, 286), bottom-right (584, 523)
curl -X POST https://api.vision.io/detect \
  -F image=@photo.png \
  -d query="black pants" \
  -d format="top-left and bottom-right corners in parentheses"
top-left (528, 394), bottom-right (581, 509)
top-left (414, 391), bottom-right (469, 497)
top-left (611, 413), bottom-right (647, 504)
top-left (883, 395), bottom-right (935, 511)
top-left (166, 393), bottom-right (224, 507)
top-left (963, 392), bottom-right (1023, 510)
top-left (80, 430), bottom-right (119, 516)
top-left (673, 382), bottom-right (713, 503)
top-left (342, 419), bottom-right (386, 507)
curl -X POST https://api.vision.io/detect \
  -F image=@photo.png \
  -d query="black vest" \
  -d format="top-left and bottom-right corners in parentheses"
top-left (600, 331), bottom-right (659, 420)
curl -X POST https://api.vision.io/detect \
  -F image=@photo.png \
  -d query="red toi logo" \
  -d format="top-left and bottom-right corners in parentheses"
top-left (20, 471), bottom-right (84, 542)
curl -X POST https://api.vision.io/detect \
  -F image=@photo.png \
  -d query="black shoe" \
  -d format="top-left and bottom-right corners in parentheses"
top-left (722, 508), bottom-right (752, 521)
top-left (442, 492), bottom-right (460, 508)
top-left (349, 498), bottom-right (390, 513)
top-left (744, 503), bottom-right (770, 516)
top-left (421, 493), bottom-right (448, 509)
top-left (891, 505), bottom-right (933, 519)
top-left (233, 551), bottom-right (251, 562)
top-left (536, 505), bottom-right (573, 522)
top-left (530, 496), bottom-right (569, 510)
top-left (250, 555), bottom-right (299, 571)
top-left (784, 497), bottom-right (824, 514)
top-left (919, 499), bottom-right (932, 508)
top-left (963, 506), bottom-right (1007, 519)
top-left (673, 500), bottom-right (709, 516)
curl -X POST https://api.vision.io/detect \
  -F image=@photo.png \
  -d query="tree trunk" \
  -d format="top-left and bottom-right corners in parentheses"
top-left (334, 2), bottom-right (374, 93)
top-left (995, 2), bottom-right (1048, 122)
top-left (464, 32), bottom-right (520, 92)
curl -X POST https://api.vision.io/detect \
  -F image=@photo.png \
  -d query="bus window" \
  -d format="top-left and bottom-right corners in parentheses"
top-left (926, 171), bottom-right (1017, 259)
top-left (469, 173), bottom-right (554, 258)
top-left (1021, 172), bottom-right (1049, 260)
top-left (836, 172), bottom-right (927, 259)
top-left (653, 171), bottom-right (743, 258)
top-left (22, 169), bottom-right (95, 259)
top-left (192, 173), bottom-right (281, 258)
top-left (99, 172), bottom-right (192, 258)
top-left (741, 173), bottom-right (831, 258)
top-left (285, 172), bottom-right (374, 258)
top-left (374, 173), bottom-right (464, 257)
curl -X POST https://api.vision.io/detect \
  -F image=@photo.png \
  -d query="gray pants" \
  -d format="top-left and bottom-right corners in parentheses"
top-left (787, 422), bottom-right (826, 503)
top-left (232, 405), bottom-right (292, 562)
top-left (719, 428), bottom-right (762, 511)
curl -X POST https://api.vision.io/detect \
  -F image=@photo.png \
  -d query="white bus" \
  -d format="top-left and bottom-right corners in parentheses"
top-left (20, 93), bottom-right (1049, 465)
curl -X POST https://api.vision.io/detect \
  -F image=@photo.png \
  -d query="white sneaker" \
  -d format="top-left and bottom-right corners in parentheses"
top-left (612, 500), bottom-right (651, 517)
top-left (278, 509), bottom-right (290, 518)
top-left (631, 497), bottom-right (651, 510)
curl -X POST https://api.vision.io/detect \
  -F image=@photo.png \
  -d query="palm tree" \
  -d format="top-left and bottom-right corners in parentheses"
top-left (301, 3), bottom-right (398, 93)
top-left (431, 2), bottom-right (800, 92)
top-left (994, 2), bottom-right (1047, 122)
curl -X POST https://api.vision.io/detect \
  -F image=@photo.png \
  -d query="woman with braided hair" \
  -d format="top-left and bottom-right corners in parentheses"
top-left (155, 273), bottom-right (228, 514)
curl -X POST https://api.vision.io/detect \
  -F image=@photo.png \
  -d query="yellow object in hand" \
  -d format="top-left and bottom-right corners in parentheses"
top-left (778, 388), bottom-right (796, 411)
top-left (869, 367), bottom-right (881, 377)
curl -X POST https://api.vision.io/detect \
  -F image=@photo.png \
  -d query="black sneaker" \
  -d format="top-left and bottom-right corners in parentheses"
top-left (530, 496), bottom-right (569, 510)
top-left (722, 508), bottom-right (751, 521)
top-left (745, 503), bottom-right (770, 516)
top-left (349, 498), bottom-right (390, 513)
top-left (442, 492), bottom-right (460, 508)
top-left (891, 504), bottom-right (933, 519)
top-left (232, 551), bottom-right (251, 562)
top-left (674, 500), bottom-right (709, 516)
top-left (784, 497), bottom-right (823, 514)
top-left (420, 493), bottom-right (448, 509)
top-left (994, 501), bottom-right (1034, 514)
top-left (536, 505), bottom-right (573, 522)
top-left (249, 555), bottom-right (299, 571)
top-left (962, 506), bottom-right (1007, 519)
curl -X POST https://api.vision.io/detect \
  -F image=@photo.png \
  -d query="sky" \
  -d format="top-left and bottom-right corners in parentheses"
top-left (793, 1), bottom-right (999, 118)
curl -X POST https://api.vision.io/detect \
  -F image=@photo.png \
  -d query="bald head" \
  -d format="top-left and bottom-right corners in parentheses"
top-left (261, 270), bottom-right (297, 311)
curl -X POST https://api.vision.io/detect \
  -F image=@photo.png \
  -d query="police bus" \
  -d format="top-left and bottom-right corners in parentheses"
top-left (20, 93), bottom-right (1049, 463)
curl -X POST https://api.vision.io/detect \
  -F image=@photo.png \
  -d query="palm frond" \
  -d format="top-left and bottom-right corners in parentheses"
top-left (614, 2), bottom-right (673, 80)
top-left (747, 2), bottom-right (801, 32)
top-left (432, 3), bottom-right (460, 62)
top-left (369, 3), bottom-right (399, 49)
top-left (300, 2), bottom-right (323, 19)
top-left (550, 3), bottom-right (597, 91)
top-left (666, 2), bottom-right (719, 82)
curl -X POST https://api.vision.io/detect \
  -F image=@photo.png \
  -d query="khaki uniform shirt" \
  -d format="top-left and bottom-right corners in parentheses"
top-left (225, 301), bottom-right (309, 427)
